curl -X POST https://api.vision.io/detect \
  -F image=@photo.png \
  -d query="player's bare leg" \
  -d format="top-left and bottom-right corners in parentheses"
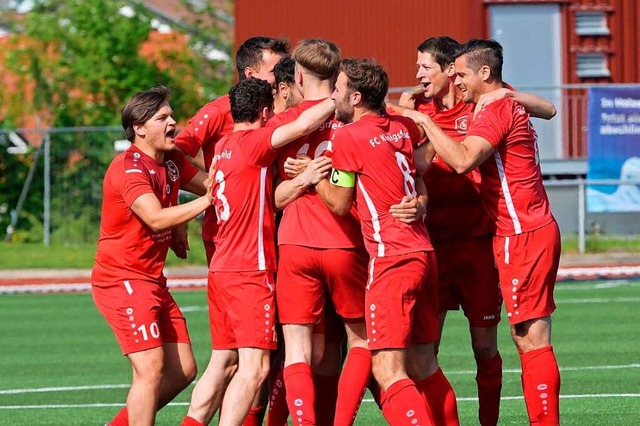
top-left (218, 347), bottom-right (271, 426)
top-left (184, 349), bottom-right (239, 425)
top-left (126, 346), bottom-right (165, 426)
top-left (156, 342), bottom-right (197, 408)
top-left (512, 316), bottom-right (560, 425)
top-left (372, 349), bottom-right (434, 425)
top-left (334, 320), bottom-right (371, 426)
top-left (408, 342), bottom-right (459, 426)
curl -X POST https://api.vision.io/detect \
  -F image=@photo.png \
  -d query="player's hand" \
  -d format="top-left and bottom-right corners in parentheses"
top-left (389, 195), bottom-right (426, 224)
top-left (399, 84), bottom-right (424, 109)
top-left (205, 163), bottom-right (215, 203)
top-left (474, 88), bottom-right (511, 118)
top-left (170, 225), bottom-right (189, 259)
top-left (300, 156), bottom-right (332, 186)
top-left (284, 154), bottom-right (312, 178)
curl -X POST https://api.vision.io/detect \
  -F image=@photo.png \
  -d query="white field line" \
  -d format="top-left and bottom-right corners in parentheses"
top-left (557, 297), bottom-right (640, 304)
top-left (2, 363), bottom-right (637, 396)
top-left (2, 394), bottom-right (640, 409)
top-left (0, 278), bottom-right (207, 294)
top-left (557, 265), bottom-right (640, 279)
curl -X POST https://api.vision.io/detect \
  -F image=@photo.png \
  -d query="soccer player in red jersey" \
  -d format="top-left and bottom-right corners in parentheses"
top-left (396, 36), bottom-right (557, 426)
top-left (316, 58), bottom-right (457, 426)
top-left (175, 36), bottom-right (289, 265)
top-left (407, 39), bottom-right (562, 426)
top-left (269, 39), bottom-right (371, 426)
top-left (92, 86), bottom-right (213, 426)
top-left (180, 78), bottom-right (336, 426)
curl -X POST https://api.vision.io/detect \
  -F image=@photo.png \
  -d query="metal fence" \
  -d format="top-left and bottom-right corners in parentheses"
top-left (1, 126), bottom-right (122, 246)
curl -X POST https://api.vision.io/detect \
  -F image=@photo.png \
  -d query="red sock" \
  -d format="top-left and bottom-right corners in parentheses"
top-left (415, 368), bottom-right (459, 426)
top-left (520, 346), bottom-right (560, 425)
top-left (284, 362), bottom-right (315, 425)
top-left (476, 352), bottom-right (503, 426)
top-left (314, 373), bottom-right (339, 426)
top-left (243, 405), bottom-right (267, 426)
top-left (267, 362), bottom-right (289, 426)
top-left (109, 407), bottom-right (128, 426)
top-left (180, 416), bottom-right (205, 426)
top-left (334, 347), bottom-right (372, 426)
top-left (381, 378), bottom-right (433, 426)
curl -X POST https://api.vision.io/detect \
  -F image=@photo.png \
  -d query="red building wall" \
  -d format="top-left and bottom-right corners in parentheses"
top-left (234, 0), bottom-right (486, 90)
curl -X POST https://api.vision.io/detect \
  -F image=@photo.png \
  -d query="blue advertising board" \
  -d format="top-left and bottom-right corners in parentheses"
top-left (587, 87), bottom-right (640, 212)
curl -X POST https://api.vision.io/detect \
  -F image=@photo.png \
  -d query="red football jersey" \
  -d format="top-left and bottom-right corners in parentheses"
top-left (92, 146), bottom-right (199, 285)
top-left (416, 98), bottom-right (495, 241)
top-left (330, 114), bottom-right (433, 257)
top-left (175, 95), bottom-right (235, 242)
top-left (467, 98), bottom-right (554, 236)
top-left (271, 99), bottom-right (363, 249)
top-left (210, 127), bottom-right (279, 272)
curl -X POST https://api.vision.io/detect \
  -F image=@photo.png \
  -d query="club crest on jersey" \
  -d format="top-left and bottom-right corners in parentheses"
top-left (166, 160), bottom-right (179, 182)
top-left (455, 116), bottom-right (468, 134)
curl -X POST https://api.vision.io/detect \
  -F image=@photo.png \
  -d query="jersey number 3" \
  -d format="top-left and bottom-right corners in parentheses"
top-left (214, 170), bottom-right (230, 221)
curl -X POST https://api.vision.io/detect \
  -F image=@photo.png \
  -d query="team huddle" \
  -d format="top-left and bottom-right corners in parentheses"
top-left (91, 35), bottom-right (561, 426)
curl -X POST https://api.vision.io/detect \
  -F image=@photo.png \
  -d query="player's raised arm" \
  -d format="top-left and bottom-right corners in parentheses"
top-left (405, 108), bottom-right (494, 174)
top-left (474, 87), bottom-right (557, 120)
top-left (270, 98), bottom-right (336, 149)
top-left (131, 189), bottom-right (212, 233)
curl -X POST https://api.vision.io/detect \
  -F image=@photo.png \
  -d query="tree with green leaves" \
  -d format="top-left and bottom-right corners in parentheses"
top-left (1, 0), bottom-right (233, 243)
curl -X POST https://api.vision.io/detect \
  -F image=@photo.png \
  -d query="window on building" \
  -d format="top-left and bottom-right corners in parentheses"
top-left (576, 53), bottom-right (610, 78)
top-left (575, 11), bottom-right (610, 36)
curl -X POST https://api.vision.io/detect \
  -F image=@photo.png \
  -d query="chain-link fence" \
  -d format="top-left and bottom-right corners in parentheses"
top-left (2, 126), bottom-right (123, 245)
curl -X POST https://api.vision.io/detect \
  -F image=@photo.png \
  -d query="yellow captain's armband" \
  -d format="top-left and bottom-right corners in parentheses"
top-left (330, 168), bottom-right (355, 188)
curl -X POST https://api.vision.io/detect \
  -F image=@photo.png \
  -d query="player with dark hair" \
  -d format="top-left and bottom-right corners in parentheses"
top-left (394, 36), bottom-right (556, 426)
top-left (174, 36), bottom-right (289, 266)
top-left (405, 39), bottom-right (562, 426)
top-left (274, 55), bottom-right (302, 113)
top-left (93, 85), bottom-right (212, 426)
top-left (316, 58), bottom-right (456, 426)
top-left (180, 78), bottom-right (336, 426)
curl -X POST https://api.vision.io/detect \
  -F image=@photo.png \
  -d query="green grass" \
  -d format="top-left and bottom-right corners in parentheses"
top-left (2, 234), bottom-right (640, 270)
top-left (0, 237), bottom-right (207, 269)
top-left (1, 280), bottom-right (639, 425)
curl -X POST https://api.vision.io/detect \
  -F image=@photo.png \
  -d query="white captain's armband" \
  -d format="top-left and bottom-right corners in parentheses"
top-left (329, 168), bottom-right (355, 188)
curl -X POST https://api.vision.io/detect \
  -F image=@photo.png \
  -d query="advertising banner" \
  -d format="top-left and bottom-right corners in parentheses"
top-left (587, 87), bottom-right (640, 212)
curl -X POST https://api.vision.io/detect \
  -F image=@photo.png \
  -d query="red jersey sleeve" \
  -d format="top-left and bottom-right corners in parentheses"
top-left (175, 103), bottom-right (228, 158)
top-left (330, 127), bottom-right (362, 173)
top-left (239, 127), bottom-right (279, 167)
top-left (118, 157), bottom-right (154, 207)
top-left (467, 100), bottom-right (512, 149)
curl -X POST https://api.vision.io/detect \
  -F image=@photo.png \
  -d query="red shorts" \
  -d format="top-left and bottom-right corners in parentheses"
top-left (433, 235), bottom-right (502, 327)
top-left (493, 221), bottom-right (561, 325)
top-left (276, 245), bottom-right (367, 325)
top-left (92, 280), bottom-right (190, 355)
top-left (208, 270), bottom-right (277, 350)
top-left (365, 251), bottom-right (439, 351)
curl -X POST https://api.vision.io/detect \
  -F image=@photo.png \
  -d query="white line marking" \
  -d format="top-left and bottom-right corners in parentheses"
top-left (2, 364), bottom-right (637, 396)
top-left (0, 384), bottom-right (130, 395)
top-left (0, 278), bottom-right (207, 294)
top-left (2, 394), bottom-right (639, 409)
top-left (557, 297), bottom-right (640, 304)
top-left (180, 305), bottom-right (206, 313)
